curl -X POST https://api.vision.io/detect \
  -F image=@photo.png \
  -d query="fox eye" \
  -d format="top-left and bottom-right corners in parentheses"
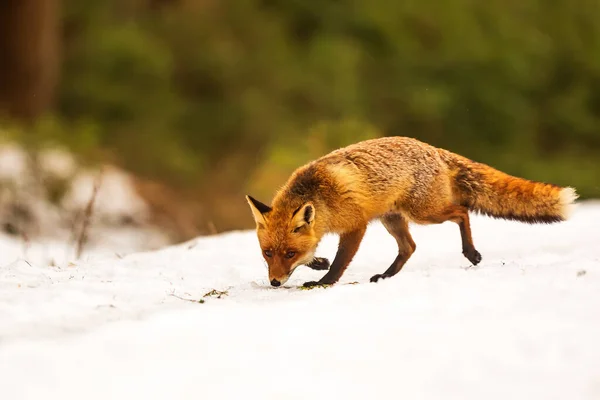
top-left (292, 226), bottom-right (302, 233)
top-left (285, 251), bottom-right (296, 259)
top-left (263, 250), bottom-right (273, 258)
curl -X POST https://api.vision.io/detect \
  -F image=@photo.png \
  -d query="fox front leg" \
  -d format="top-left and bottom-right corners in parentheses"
top-left (303, 226), bottom-right (367, 287)
top-left (305, 257), bottom-right (330, 270)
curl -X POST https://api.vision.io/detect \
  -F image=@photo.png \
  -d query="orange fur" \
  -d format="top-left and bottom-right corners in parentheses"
top-left (438, 150), bottom-right (577, 223)
top-left (246, 136), bottom-right (579, 287)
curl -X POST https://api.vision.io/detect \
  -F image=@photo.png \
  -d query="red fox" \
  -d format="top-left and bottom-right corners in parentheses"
top-left (246, 136), bottom-right (578, 287)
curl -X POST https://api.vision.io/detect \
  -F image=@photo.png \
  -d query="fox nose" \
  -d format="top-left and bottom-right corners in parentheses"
top-left (270, 279), bottom-right (281, 287)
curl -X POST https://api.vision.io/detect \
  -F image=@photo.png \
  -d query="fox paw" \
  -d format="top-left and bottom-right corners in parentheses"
top-left (302, 280), bottom-right (334, 289)
top-left (370, 273), bottom-right (391, 283)
top-left (302, 280), bottom-right (319, 288)
top-left (463, 248), bottom-right (482, 265)
top-left (305, 257), bottom-right (330, 270)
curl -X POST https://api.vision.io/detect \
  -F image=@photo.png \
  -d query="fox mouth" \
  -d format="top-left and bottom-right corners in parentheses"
top-left (272, 277), bottom-right (288, 287)
top-left (270, 266), bottom-right (298, 287)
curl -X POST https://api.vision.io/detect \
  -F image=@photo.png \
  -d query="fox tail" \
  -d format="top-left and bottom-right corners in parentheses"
top-left (442, 151), bottom-right (578, 223)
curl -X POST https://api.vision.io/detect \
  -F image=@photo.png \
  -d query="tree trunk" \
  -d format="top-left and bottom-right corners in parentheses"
top-left (0, 0), bottom-right (61, 122)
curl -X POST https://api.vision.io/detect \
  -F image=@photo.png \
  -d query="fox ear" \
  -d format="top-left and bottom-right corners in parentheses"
top-left (246, 195), bottom-right (272, 226)
top-left (291, 202), bottom-right (315, 229)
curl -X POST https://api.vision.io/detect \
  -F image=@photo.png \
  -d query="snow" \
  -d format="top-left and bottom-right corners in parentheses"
top-left (61, 166), bottom-right (151, 225)
top-left (0, 141), bottom-right (170, 252)
top-left (1, 201), bottom-right (599, 400)
top-left (0, 143), bottom-right (28, 180)
top-left (37, 147), bottom-right (77, 181)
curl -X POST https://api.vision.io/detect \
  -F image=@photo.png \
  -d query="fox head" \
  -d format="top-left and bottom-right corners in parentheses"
top-left (246, 195), bottom-right (319, 287)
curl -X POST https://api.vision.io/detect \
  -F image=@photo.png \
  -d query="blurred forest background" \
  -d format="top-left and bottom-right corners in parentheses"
top-left (1, 0), bottom-right (599, 245)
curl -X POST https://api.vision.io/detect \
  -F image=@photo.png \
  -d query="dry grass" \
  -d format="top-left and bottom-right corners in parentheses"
top-left (74, 168), bottom-right (103, 259)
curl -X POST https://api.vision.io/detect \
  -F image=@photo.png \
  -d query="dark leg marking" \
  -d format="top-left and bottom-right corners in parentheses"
top-left (303, 226), bottom-right (367, 287)
top-left (305, 257), bottom-right (330, 271)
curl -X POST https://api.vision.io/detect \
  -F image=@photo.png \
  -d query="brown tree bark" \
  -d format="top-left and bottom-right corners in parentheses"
top-left (0, 0), bottom-right (61, 122)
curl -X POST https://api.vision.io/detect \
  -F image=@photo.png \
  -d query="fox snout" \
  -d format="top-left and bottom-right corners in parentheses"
top-left (268, 262), bottom-right (292, 287)
top-left (268, 273), bottom-right (290, 287)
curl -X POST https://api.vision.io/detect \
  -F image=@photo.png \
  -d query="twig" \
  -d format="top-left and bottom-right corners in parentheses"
top-left (75, 168), bottom-right (103, 259)
top-left (168, 293), bottom-right (205, 304)
top-left (203, 289), bottom-right (229, 298)
top-left (20, 230), bottom-right (30, 260)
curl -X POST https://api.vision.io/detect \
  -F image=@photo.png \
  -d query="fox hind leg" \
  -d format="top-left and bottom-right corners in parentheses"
top-left (420, 204), bottom-right (482, 265)
top-left (371, 213), bottom-right (416, 283)
top-left (457, 212), bottom-right (481, 265)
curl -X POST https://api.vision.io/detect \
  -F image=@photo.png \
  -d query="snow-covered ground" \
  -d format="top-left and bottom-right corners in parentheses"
top-left (1, 201), bottom-right (599, 400)
top-left (0, 142), bottom-right (170, 257)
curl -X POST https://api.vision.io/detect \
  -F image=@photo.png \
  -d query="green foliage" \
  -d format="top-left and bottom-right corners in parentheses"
top-left (249, 118), bottom-right (380, 199)
top-left (9, 0), bottom-right (599, 231)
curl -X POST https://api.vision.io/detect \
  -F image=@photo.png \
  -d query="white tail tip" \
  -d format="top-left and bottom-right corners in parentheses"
top-left (559, 187), bottom-right (579, 220)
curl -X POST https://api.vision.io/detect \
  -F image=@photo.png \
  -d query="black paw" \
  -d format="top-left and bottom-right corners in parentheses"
top-left (463, 248), bottom-right (482, 265)
top-left (302, 280), bottom-right (335, 289)
top-left (370, 273), bottom-right (391, 283)
top-left (306, 257), bottom-right (330, 271)
top-left (302, 280), bottom-right (319, 288)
